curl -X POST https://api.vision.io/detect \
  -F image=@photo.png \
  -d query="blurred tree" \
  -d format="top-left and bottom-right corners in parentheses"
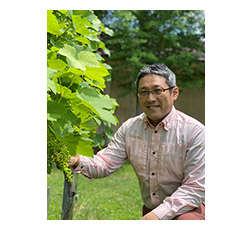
top-left (94, 10), bottom-right (205, 95)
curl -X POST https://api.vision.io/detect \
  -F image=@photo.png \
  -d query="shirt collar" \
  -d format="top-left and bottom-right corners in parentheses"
top-left (144, 106), bottom-right (176, 131)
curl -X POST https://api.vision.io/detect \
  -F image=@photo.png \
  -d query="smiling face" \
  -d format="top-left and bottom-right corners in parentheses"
top-left (138, 74), bottom-right (179, 127)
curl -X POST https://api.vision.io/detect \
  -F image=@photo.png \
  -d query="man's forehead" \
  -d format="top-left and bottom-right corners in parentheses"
top-left (138, 74), bottom-right (168, 89)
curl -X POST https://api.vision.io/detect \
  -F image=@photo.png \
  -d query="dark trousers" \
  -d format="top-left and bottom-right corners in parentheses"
top-left (142, 201), bottom-right (205, 220)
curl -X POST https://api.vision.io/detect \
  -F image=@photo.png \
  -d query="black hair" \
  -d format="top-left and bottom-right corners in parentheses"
top-left (135, 63), bottom-right (176, 91)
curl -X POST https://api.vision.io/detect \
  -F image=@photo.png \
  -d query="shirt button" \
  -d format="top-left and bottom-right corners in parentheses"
top-left (152, 152), bottom-right (155, 155)
top-left (152, 172), bottom-right (155, 176)
top-left (154, 130), bottom-right (158, 133)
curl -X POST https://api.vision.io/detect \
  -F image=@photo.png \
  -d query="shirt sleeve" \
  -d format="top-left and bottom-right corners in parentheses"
top-left (152, 128), bottom-right (205, 220)
top-left (73, 124), bottom-right (128, 179)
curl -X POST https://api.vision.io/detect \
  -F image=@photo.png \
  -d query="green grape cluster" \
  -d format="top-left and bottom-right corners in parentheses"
top-left (51, 147), bottom-right (73, 182)
top-left (47, 125), bottom-right (73, 182)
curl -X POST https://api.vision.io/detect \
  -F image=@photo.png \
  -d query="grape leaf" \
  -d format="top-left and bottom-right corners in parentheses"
top-left (80, 117), bottom-right (98, 132)
top-left (75, 36), bottom-right (89, 46)
top-left (72, 15), bottom-right (91, 36)
top-left (47, 101), bottom-right (77, 125)
top-left (76, 86), bottom-right (118, 125)
top-left (47, 101), bottom-right (65, 121)
top-left (58, 44), bottom-right (100, 71)
top-left (47, 67), bottom-right (57, 94)
top-left (47, 10), bottom-right (65, 35)
top-left (78, 50), bottom-right (100, 67)
top-left (57, 134), bottom-right (94, 157)
top-left (47, 53), bottom-right (67, 71)
top-left (82, 63), bottom-right (109, 90)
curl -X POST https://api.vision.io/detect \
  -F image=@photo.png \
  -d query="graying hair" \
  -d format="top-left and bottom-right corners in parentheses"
top-left (136, 63), bottom-right (176, 91)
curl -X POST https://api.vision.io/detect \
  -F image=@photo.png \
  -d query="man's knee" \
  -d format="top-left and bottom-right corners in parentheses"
top-left (173, 212), bottom-right (204, 220)
top-left (173, 202), bottom-right (205, 220)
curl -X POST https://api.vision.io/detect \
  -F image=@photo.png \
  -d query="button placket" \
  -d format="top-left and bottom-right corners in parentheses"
top-left (149, 128), bottom-right (160, 205)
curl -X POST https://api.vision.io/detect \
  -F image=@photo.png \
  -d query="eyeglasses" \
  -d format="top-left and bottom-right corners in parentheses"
top-left (137, 87), bottom-right (175, 98)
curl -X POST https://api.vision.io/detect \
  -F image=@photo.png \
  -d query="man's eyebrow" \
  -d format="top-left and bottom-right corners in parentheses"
top-left (138, 85), bottom-right (162, 91)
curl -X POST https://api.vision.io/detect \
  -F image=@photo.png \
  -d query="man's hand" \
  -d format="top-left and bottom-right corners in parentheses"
top-left (68, 154), bottom-right (80, 169)
top-left (140, 212), bottom-right (159, 220)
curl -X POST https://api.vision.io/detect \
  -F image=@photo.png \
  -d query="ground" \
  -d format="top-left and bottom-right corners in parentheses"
top-left (47, 162), bottom-right (142, 220)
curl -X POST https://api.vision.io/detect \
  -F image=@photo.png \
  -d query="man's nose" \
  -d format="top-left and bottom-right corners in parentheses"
top-left (146, 92), bottom-right (156, 102)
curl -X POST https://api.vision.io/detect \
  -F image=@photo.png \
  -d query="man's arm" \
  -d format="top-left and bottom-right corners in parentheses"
top-left (68, 124), bottom-right (128, 179)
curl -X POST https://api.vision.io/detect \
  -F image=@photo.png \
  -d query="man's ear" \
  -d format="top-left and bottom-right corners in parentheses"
top-left (173, 86), bottom-right (179, 100)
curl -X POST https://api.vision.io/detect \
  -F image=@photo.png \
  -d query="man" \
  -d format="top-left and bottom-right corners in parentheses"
top-left (69, 63), bottom-right (205, 220)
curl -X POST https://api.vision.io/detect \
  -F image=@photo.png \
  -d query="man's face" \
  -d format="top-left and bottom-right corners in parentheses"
top-left (138, 74), bottom-right (179, 126)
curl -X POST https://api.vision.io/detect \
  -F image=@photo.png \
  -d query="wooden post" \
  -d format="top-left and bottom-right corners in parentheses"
top-left (47, 187), bottom-right (50, 219)
top-left (61, 172), bottom-right (77, 220)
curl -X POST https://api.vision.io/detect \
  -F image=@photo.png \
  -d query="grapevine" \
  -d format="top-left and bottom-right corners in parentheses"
top-left (47, 10), bottom-right (117, 182)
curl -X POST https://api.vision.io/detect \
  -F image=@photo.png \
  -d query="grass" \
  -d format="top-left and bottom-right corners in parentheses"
top-left (47, 162), bottom-right (143, 220)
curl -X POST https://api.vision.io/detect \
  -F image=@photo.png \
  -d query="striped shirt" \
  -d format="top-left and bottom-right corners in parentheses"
top-left (73, 106), bottom-right (205, 220)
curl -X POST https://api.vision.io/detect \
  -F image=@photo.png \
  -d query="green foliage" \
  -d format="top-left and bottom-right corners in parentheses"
top-left (95, 10), bottom-right (205, 94)
top-left (47, 10), bottom-right (118, 180)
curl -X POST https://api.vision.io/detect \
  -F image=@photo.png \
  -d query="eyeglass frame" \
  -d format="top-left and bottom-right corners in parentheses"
top-left (137, 86), bottom-right (175, 98)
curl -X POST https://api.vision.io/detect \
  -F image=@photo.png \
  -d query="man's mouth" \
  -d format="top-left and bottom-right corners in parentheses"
top-left (146, 105), bottom-right (160, 109)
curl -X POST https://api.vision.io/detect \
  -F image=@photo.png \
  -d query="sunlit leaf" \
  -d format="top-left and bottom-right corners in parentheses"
top-left (47, 10), bottom-right (65, 35)
top-left (58, 44), bottom-right (100, 71)
top-left (72, 15), bottom-right (91, 36)
top-left (47, 67), bottom-right (57, 94)
top-left (76, 86), bottom-right (118, 125)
